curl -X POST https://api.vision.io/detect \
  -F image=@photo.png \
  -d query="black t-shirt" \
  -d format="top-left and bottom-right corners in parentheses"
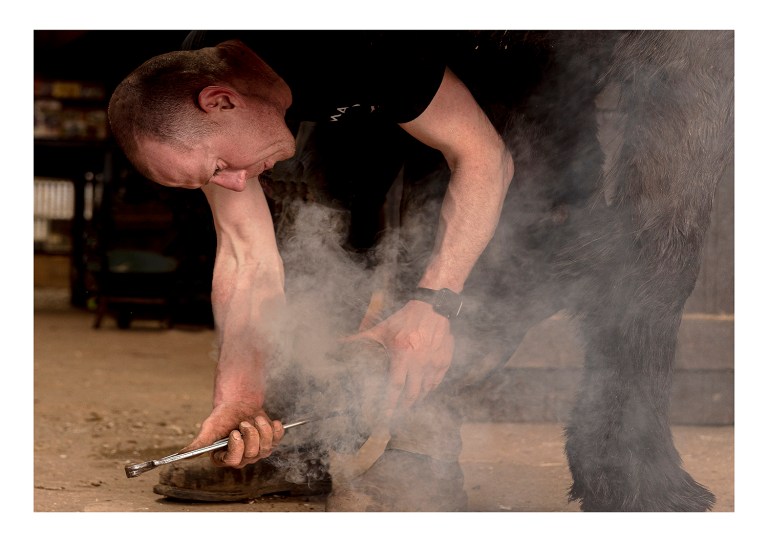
top-left (182, 30), bottom-right (447, 125)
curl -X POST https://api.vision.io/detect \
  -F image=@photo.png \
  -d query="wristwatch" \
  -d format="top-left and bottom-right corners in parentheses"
top-left (412, 287), bottom-right (464, 320)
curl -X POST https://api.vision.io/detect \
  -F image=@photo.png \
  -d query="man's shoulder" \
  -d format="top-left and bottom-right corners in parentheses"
top-left (183, 31), bottom-right (449, 125)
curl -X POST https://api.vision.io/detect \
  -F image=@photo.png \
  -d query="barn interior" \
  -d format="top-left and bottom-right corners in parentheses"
top-left (32, 30), bottom-right (734, 514)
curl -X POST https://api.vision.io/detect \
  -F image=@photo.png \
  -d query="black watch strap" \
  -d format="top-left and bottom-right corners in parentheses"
top-left (412, 287), bottom-right (463, 320)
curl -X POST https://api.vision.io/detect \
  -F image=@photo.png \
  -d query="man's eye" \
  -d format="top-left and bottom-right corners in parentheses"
top-left (212, 167), bottom-right (222, 177)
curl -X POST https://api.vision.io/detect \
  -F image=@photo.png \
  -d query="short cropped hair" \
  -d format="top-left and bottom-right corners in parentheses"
top-left (108, 46), bottom-right (234, 175)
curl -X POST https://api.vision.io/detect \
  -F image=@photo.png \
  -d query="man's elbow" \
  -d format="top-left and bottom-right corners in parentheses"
top-left (449, 140), bottom-right (513, 185)
top-left (483, 134), bottom-right (515, 192)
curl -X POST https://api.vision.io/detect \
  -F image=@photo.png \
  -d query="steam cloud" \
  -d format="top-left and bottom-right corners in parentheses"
top-left (200, 31), bottom-right (733, 510)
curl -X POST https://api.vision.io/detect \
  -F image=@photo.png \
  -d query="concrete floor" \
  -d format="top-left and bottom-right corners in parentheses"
top-left (31, 292), bottom-right (734, 518)
top-left (22, 288), bottom-right (759, 542)
top-left (28, 320), bottom-right (753, 542)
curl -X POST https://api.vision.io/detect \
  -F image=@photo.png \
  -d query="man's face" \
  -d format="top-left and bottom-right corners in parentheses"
top-left (138, 99), bottom-right (296, 192)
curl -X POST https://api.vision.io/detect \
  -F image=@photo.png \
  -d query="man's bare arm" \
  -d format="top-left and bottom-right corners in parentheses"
top-left (360, 67), bottom-right (514, 412)
top-left (203, 179), bottom-right (285, 406)
top-left (400, 67), bottom-right (514, 293)
top-left (182, 179), bottom-right (286, 465)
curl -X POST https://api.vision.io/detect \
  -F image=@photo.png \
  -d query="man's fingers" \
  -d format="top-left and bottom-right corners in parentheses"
top-left (212, 430), bottom-right (244, 466)
top-left (423, 361), bottom-right (450, 395)
top-left (387, 351), bottom-right (447, 412)
top-left (401, 368), bottom-right (426, 410)
top-left (272, 420), bottom-right (285, 444)
top-left (253, 415), bottom-right (274, 458)
top-left (239, 421), bottom-right (261, 459)
top-left (386, 358), bottom-right (407, 414)
top-left (210, 416), bottom-right (281, 468)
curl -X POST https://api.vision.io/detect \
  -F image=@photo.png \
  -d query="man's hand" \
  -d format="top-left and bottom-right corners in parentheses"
top-left (182, 402), bottom-right (285, 469)
top-left (355, 300), bottom-right (454, 416)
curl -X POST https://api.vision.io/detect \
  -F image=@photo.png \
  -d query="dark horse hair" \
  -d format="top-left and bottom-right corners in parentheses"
top-left (247, 30), bottom-right (733, 511)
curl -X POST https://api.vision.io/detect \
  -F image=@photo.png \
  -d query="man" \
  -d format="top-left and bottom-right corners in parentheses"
top-left (109, 31), bottom-right (732, 511)
top-left (109, 31), bottom-right (514, 510)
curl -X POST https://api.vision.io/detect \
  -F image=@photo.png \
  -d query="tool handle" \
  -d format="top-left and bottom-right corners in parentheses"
top-left (154, 438), bottom-right (229, 466)
top-left (124, 416), bottom-right (325, 477)
top-left (152, 418), bottom-right (312, 466)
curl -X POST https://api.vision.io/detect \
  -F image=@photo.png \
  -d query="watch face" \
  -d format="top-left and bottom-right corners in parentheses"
top-left (416, 288), bottom-right (462, 319)
top-left (437, 288), bottom-right (463, 319)
top-left (434, 289), bottom-right (450, 314)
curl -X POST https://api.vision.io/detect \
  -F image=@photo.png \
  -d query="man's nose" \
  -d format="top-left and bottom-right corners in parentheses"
top-left (209, 169), bottom-right (248, 192)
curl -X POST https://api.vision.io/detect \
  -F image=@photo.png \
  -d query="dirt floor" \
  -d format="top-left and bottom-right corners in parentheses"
top-left (32, 289), bottom-right (735, 517)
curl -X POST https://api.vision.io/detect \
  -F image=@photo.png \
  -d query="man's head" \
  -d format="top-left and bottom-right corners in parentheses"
top-left (108, 40), bottom-right (295, 191)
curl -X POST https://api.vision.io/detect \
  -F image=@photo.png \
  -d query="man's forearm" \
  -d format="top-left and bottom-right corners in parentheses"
top-left (201, 180), bottom-right (287, 409)
top-left (419, 147), bottom-right (514, 293)
top-left (397, 68), bottom-right (515, 294)
top-left (209, 261), bottom-right (286, 408)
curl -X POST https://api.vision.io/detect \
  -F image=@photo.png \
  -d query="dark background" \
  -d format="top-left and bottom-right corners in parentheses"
top-left (34, 31), bottom-right (190, 90)
top-left (34, 31), bottom-right (217, 328)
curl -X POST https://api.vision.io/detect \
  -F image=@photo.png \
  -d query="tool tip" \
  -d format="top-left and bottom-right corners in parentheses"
top-left (125, 462), bottom-right (153, 478)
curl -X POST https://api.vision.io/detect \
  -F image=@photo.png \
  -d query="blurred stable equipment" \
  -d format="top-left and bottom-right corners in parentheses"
top-left (92, 249), bottom-right (178, 329)
top-left (89, 163), bottom-right (214, 329)
top-left (34, 76), bottom-right (215, 329)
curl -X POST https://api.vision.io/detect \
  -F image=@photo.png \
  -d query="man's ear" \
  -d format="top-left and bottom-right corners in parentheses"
top-left (197, 86), bottom-right (242, 112)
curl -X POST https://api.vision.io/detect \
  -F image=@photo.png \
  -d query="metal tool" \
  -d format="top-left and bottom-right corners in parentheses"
top-left (124, 418), bottom-right (314, 479)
